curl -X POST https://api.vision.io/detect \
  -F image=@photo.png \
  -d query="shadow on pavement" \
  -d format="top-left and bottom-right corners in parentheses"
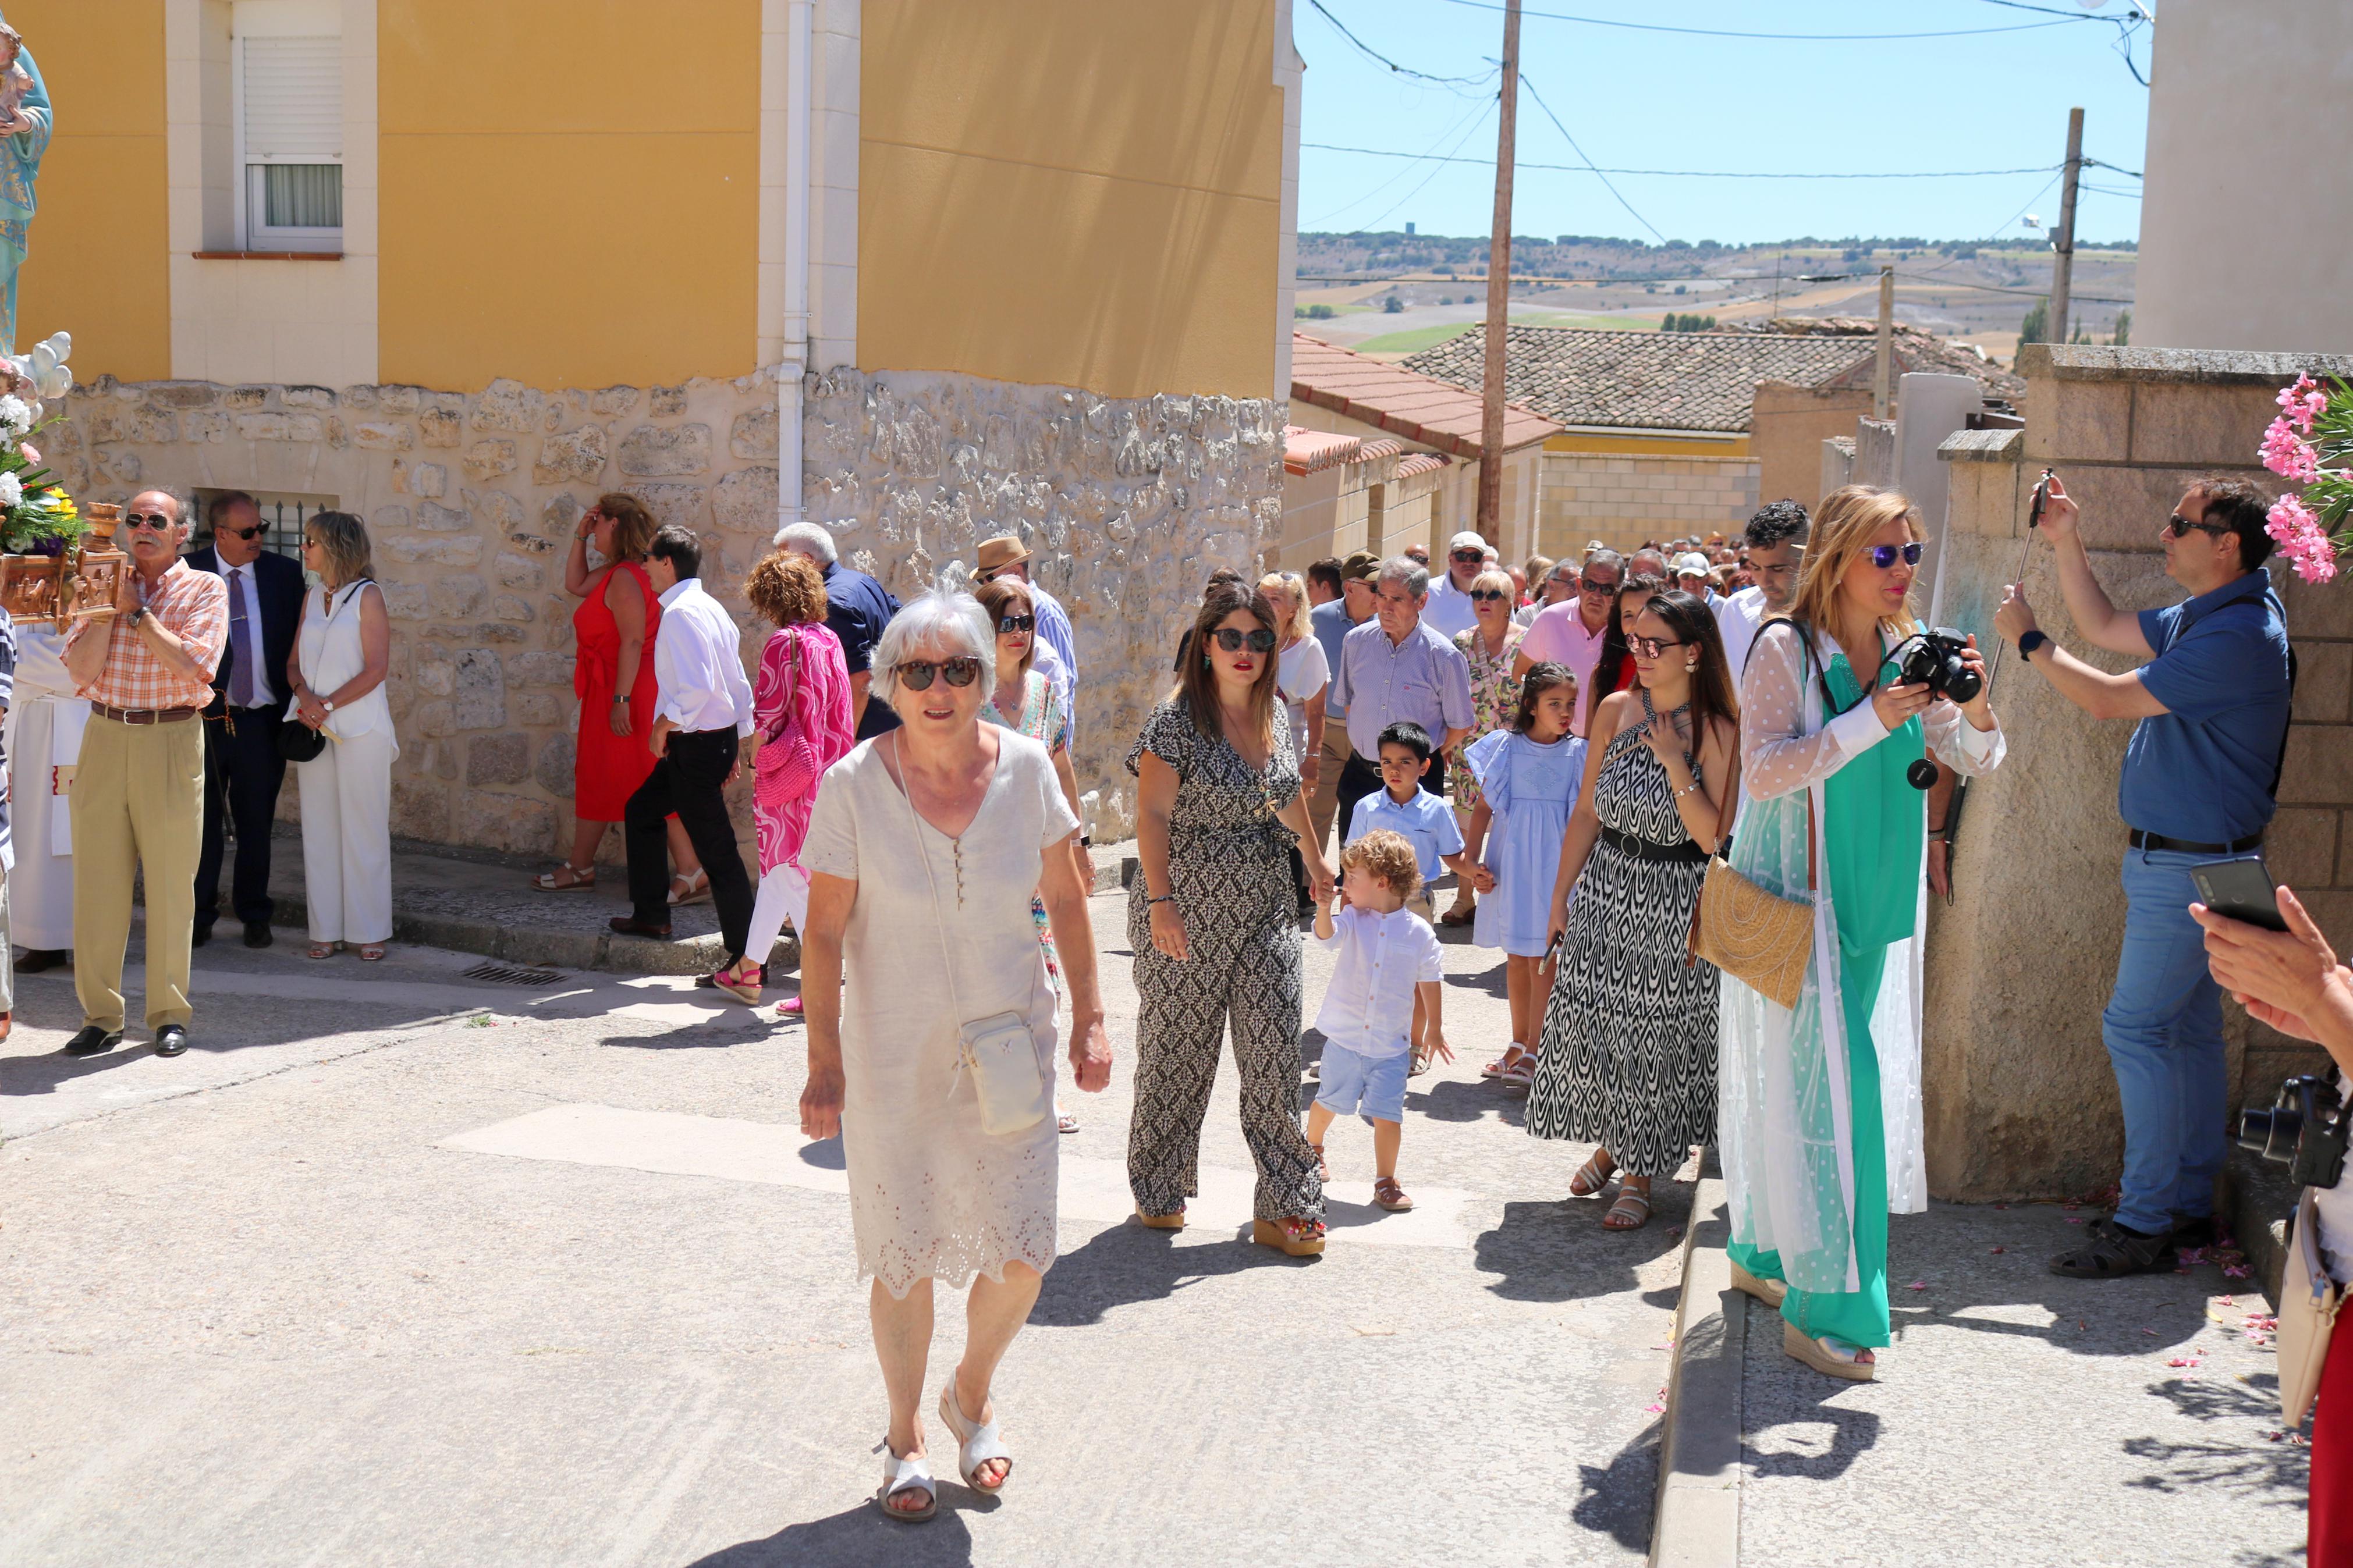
top-left (1415, 1076), bottom-right (1527, 1127)
top-left (1738, 1297), bottom-right (1885, 1481)
top-left (1472, 1187), bottom-right (1694, 1302)
top-left (1572, 1414), bottom-right (1663, 1552)
top-left (2124, 1374), bottom-right (2311, 1512)
top-left (683, 1496), bottom-right (985, 1566)
top-left (1028, 1222), bottom-right (1304, 1328)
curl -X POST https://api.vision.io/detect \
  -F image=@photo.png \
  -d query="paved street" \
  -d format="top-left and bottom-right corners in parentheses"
top-left (1, 893), bottom-right (1687, 1567)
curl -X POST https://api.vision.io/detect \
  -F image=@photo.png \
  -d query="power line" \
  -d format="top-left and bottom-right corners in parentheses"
top-left (2080, 182), bottom-right (2143, 198)
top-left (1516, 73), bottom-right (1665, 244)
top-left (1304, 0), bottom-right (1498, 92)
top-left (1358, 104), bottom-right (1500, 235)
top-left (1301, 140), bottom-right (2063, 180)
top-left (2085, 156), bottom-right (2143, 179)
top-left (1431, 0), bottom-right (2086, 41)
top-left (1304, 97), bottom-right (1496, 230)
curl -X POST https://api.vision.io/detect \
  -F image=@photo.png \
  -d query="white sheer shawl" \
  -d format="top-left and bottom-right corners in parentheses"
top-left (1719, 620), bottom-right (2005, 1292)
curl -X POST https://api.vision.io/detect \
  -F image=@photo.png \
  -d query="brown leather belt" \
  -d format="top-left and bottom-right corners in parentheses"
top-left (91, 703), bottom-right (201, 725)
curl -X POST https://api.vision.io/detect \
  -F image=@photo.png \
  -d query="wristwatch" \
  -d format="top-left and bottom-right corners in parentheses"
top-left (2017, 629), bottom-right (2049, 660)
top-left (126, 605), bottom-right (148, 630)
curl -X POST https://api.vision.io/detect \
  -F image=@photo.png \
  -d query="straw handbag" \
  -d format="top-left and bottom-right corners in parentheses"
top-left (1687, 773), bottom-right (1816, 1012)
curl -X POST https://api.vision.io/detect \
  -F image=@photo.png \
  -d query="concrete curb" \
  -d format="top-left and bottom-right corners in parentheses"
top-left (1649, 1172), bottom-right (1744, 1568)
top-left (2220, 1143), bottom-right (2302, 1311)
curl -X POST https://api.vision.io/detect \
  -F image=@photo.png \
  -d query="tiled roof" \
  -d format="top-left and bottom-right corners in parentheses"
top-left (1283, 426), bottom-right (1361, 476)
top-left (1403, 323), bottom-right (2018, 435)
top-left (1404, 325), bottom-right (1873, 434)
top-left (1393, 452), bottom-right (1449, 479)
top-left (1291, 333), bottom-right (1562, 458)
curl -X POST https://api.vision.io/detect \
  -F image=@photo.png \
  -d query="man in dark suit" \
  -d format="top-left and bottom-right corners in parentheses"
top-left (188, 492), bottom-right (305, 948)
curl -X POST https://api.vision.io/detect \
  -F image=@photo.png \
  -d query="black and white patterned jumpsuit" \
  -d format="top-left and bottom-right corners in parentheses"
top-left (1125, 698), bottom-right (1326, 1225)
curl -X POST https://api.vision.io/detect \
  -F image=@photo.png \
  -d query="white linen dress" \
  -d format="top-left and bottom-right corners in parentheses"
top-left (799, 728), bottom-right (1081, 1299)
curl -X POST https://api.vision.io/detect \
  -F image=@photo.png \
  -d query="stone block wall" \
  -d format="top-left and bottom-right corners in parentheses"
top-left (1538, 451), bottom-right (1760, 559)
top-left (1923, 345), bottom-right (2353, 1200)
top-left (54, 364), bottom-right (1280, 854)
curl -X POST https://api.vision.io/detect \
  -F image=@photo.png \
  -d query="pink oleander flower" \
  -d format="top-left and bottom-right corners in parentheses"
top-left (2279, 374), bottom-right (2326, 433)
top-left (2261, 417), bottom-right (2321, 483)
top-left (2267, 493), bottom-right (2338, 584)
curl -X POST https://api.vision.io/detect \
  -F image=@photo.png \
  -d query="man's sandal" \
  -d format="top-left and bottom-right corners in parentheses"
top-left (1730, 1260), bottom-right (1788, 1307)
top-left (1783, 1320), bottom-right (1877, 1382)
top-left (1373, 1176), bottom-right (1414, 1212)
top-left (531, 862), bottom-right (595, 892)
top-left (1252, 1215), bottom-right (1327, 1256)
top-left (1602, 1189), bottom-right (1652, 1231)
top-left (937, 1377), bottom-right (1013, 1495)
top-left (1134, 1207), bottom-right (1186, 1231)
top-left (1568, 1152), bottom-right (1617, 1199)
top-left (874, 1441), bottom-right (938, 1521)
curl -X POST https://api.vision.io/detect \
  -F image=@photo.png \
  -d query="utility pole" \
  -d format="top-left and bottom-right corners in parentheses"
top-left (1475, 0), bottom-right (1521, 545)
top-left (2049, 106), bottom-right (2084, 349)
top-left (1872, 265), bottom-right (1894, 420)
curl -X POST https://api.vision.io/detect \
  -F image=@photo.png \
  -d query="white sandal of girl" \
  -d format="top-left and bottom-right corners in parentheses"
top-left (1782, 1320), bottom-right (1877, 1382)
top-left (937, 1378), bottom-right (1013, 1494)
top-left (874, 1441), bottom-right (938, 1522)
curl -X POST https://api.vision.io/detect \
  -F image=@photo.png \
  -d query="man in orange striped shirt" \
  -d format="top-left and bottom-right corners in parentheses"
top-left (61, 489), bottom-right (228, 1059)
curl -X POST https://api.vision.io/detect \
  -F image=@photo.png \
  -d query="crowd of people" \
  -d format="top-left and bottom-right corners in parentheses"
top-left (11, 473), bottom-right (2342, 1554)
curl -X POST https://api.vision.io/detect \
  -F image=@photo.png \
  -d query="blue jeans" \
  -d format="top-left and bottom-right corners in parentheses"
top-left (2103, 847), bottom-right (2229, 1235)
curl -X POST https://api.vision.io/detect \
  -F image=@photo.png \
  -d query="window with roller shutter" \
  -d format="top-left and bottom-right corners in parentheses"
top-left (235, 13), bottom-right (342, 253)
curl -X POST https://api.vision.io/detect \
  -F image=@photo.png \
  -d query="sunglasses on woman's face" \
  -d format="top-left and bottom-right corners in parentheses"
top-left (1627, 635), bottom-right (1684, 659)
top-left (898, 656), bottom-right (982, 691)
top-left (1865, 541), bottom-right (1925, 570)
top-left (996, 614), bottom-right (1035, 634)
top-left (1469, 588), bottom-right (1510, 603)
top-left (1209, 627), bottom-right (1277, 655)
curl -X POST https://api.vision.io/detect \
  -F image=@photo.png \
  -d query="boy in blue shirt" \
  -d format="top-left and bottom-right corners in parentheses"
top-left (1346, 720), bottom-right (1471, 1071)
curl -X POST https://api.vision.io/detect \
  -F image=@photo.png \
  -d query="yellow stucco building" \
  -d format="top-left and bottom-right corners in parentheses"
top-left (15, 0), bottom-right (1305, 847)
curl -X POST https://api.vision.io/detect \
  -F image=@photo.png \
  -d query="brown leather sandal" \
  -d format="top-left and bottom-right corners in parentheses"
top-left (1373, 1176), bottom-right (1414, 1212)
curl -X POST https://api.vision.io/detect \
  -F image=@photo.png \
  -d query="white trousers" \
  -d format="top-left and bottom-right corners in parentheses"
top-left (744, 862), bottom-right (810, 970)
top-left (296, 728), bottom-right (395, 944)
top-left (8, 695), bottom-right (74, 948)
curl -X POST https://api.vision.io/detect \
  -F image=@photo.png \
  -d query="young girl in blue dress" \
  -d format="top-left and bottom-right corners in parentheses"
top-left (1462, 662), bottom-right (1587, 1089)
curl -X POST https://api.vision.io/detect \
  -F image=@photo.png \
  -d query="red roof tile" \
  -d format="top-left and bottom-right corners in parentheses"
top-left (1292, 333), bottom-right (1561, 459)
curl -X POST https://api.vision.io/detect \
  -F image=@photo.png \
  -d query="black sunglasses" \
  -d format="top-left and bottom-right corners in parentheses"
top-left (898, 656), bottom-right (981, 691)
top-left (1209, 627), bottom-right (1277, 655)
top-left (1450, 548), bottom-right (1486, 564)
top-left (123, 511), bottom-right (176, 532)
top-left (1469, 588), bottom-right (1510, 603)
top-left (219, 524), bottom-right (262, 541)
top-left (996, 614), bottom-right (1035, 634)
top-left (2166, 513), bottom-right (2233, 540)
top-left (1866, 542), bottom-right (1925, 569)
top-left (1580, 575), bottom-right (1620, 593)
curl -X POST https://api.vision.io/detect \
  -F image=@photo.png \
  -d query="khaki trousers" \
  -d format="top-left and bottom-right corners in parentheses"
top-left (73, 713), bottom-right (204, 1030)
top-left (1307, 724), bottom-right (1353, 855)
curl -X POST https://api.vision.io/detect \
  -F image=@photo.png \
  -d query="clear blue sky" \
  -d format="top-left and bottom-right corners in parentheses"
top-left (1297, 0), bottom-right (2152, 245)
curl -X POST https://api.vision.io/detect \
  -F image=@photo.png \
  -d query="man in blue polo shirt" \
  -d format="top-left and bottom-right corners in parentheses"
top-left (1996, 474), bottom-right (2293, 1279)
top-left (1330, 557), bottom-right (1475, 857)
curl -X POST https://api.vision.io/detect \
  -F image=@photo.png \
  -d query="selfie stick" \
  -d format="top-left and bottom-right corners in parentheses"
top-left (1939, 468), bottom-right (2054, 902)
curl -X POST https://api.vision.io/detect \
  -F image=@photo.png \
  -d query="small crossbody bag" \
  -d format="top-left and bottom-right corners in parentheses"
top-left (893, 735), bottom-right (1050, 1137)
top-left (2280, 1181), bottom-right (2345, 1425)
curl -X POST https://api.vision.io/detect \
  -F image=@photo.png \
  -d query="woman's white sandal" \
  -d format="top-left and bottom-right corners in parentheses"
top-left (1782, 1320), bottom-right (1876, 1382)
top-left (875, 1440), bottom-right (938, 1521)
top-left (938, 1378), bottom-right (1013, 1494)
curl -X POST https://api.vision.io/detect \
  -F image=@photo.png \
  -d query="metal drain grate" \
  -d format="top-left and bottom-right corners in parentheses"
top-left (461, 961), bottom-right (566, 987)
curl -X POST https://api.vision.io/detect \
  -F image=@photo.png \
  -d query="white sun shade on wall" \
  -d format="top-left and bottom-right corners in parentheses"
top-left (238, 26), bottom-right (342, 247)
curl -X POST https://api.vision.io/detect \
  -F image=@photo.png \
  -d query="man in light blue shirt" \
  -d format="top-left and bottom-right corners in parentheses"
top-left (1330, 557), bottom-right (1474, 849)
top-left (1308, 550), bottom-right (1379, 850)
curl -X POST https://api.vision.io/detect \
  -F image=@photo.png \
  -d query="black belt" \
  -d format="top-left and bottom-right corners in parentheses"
top-left (2128, 828), bottom-right (2264, 856)
top-left (1599, 824), bottom-right (1709, 863)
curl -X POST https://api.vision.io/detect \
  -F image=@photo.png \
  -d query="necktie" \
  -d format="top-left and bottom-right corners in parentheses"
top-left (228, 567), bottom-right (257, 707)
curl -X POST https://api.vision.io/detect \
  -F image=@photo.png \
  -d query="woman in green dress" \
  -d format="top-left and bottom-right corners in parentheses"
top-left (1718, 485), bottom-right (2005, 1381)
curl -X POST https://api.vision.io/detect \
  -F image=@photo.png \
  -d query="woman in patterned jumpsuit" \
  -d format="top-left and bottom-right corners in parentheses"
top-left (1127, 582), bottom-right (1336, 1255)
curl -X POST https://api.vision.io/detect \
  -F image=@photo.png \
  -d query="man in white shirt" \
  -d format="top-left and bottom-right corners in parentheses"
top-left (613, 526), bottom-right (758, 966)
top-left (1714, 499), bottom-right (1809, 682)
top-left (1419, 529), bottom-right (1491, 640)
top-left (1514, 547), bottom-right (1622, 737)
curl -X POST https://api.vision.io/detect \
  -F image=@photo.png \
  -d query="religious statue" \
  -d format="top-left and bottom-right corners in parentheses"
top-left (0, 16), bottom-right (52, 355)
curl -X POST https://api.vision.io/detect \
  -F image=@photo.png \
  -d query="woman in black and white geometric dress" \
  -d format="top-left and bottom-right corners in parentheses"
top-left (1526, 589), bottom-right (1738, 1232)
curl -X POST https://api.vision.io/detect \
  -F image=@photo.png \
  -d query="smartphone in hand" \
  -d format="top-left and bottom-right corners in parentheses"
top-left (2191, 854), bottom-right (2287, 933)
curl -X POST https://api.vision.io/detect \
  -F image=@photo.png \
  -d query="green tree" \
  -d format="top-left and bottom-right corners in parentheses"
top-left (1383, 293), bottom-right (1404, 314)
top-left (2018, 296), bottom-right (2049, 347)
top-left (2112, 308), bottom-right (2131, 346)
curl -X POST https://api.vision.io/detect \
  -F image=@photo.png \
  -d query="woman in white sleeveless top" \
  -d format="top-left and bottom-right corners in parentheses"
top-left (288, 511), bottom-right (396, 960)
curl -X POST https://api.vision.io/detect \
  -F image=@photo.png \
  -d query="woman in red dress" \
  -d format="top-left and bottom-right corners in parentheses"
top-left (532, 493), bottom-right (706, 895)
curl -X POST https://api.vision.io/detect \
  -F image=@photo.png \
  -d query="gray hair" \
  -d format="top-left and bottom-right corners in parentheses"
top-left (1377, 556), bottom-right (1431, 598)
top-left (871, 590), bottom-right (993, 703)
top-left (773, 520), bottom-right (837, 566)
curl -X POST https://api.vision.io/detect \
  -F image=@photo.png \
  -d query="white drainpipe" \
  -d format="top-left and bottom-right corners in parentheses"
top-left (776, 0), bottom-right (814, 541)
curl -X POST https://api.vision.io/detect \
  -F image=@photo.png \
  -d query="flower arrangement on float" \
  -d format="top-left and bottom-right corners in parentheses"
top-left (0, 331), bottom-right (129, 631)
top-left (2259, 372), bottom-right (2353, 584)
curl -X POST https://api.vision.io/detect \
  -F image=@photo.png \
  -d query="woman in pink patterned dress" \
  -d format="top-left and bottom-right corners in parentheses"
top-left (708, 550), bottom-right (856, 1009)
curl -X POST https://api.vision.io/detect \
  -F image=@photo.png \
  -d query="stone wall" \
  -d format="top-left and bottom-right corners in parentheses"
top-left (1538, 450), bottom-right (1760, 559)
top-left (54, 365), bottom-right (1281, 854)
top-left (1923, 344), bottom-right (2353, 1200)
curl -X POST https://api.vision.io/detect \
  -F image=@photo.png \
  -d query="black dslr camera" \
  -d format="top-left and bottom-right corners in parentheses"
top-left (1887, 627), bottom-right (1983, 705)
top-left (2238, 1073), bottom-right (2348, 1189)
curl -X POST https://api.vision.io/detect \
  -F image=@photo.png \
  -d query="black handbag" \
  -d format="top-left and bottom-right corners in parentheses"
top-left (278, 578), bottom-right (370, 763)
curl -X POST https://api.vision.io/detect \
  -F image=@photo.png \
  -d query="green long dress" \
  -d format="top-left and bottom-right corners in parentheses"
top-left (1727, 650), bottom-right (1922, 1349)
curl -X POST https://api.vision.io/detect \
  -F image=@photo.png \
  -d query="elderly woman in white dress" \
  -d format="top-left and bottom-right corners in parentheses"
top-left (797, 590), bottom-right (1113, 1523)
top-left (288, 511), bottom-right (395, 961)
